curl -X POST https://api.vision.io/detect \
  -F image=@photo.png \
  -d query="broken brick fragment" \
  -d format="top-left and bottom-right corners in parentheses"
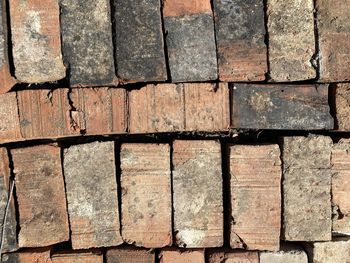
top-left (106, 248), bottom-right (155, 263)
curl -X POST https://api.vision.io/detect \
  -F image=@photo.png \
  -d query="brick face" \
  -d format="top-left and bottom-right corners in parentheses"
top-left (106, 248), bottom-right (155, 263)
top-left (12, 144), bottom-right (69, 247)
top-left (2, 248), bottom-right (52, 263)
top-left (229, 145), bottom-right (281, 251)
top-left (306, 240), bottom-right (350, 263)
top-left (9, 0), bottom-right (65, 83)
top-left (51, 252), bottom-right (103, 263)
top-left (260, 244), bottom-right (308, 263)
top-left (334, 83), bottom-right (350, 131)
top-left (207, 250), bottom-right (259, 263)
top-left (63, 141), bottom-right (123, 249)
top-left (0, 93), bottom-right (22, 143)
top-left (121, 144), bottom-right (172, 248)
top-left (159, 249), bottom-right (205, 263)
top-left (173, 140), bottom-right (223, 248)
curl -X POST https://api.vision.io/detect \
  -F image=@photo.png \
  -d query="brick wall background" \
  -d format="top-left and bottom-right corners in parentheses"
top-left (0, 0), bottom-right (350, 262)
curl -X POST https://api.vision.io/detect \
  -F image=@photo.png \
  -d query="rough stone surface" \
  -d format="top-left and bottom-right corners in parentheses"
top-left (331, 139), bottom-right (350, 235)
top-left (52, 252), bottom-right (103, 263)
top-left (70, 88), bottom-right (127, 135)
top-left (164, 0), bottom-right (217, 82)
top-left (63, 141), bottom-right (123, 249)
top-left (267, 0), bottom-right (316, 81)
top-left (213, 0), bottom-right (267, 81)
top-left (306, 239), bottom-right (350, 263)
top-left (106, 248), bottom-right (155, 263)
top-left (334, 83), bottom-right (350, 131)
top-left (0, 148), bottom-right (17, 253)
top-left (114, 0), bottom-right (167, 83)
top-left (282, 136), bottom-right (332, 241)
top-left (159, 249), bottom-right (205, 263)
top-left (11, 145), bottom-right (69, 247)
top-left (2, 248), bottom-right (52, 263)
top-left (173, 140), bottom-right (223, 248)
top-left (121, 144), bottom-right (172, 248)
top-left (60, 0), bottom-right (117, 86)
top-left (129, 83), bottom-right (230, 133)
top-left (207, 250), bottom-right (259, 263)
top-left (231, 84), bottom-right (334, 130)
top-left (316, 0), bottom-right (350, 82)
top-left (229, 145), bottom-right (281, 251)
top-left (9, 0), bottom-right (65, 83)
top-left (260, 244), bottom-right (308, 263)
top-left (0, 93), bottom-right (22, 143)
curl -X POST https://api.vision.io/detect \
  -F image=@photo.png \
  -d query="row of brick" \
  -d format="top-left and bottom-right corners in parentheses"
top-left (0, 83), bottom-right (341, 144)
top-left (1, 136), bottom-right (349, 253)
top-left (1, 0), bottom-right (349, 91)
top-left (3, 242), bottom-right (350, 263)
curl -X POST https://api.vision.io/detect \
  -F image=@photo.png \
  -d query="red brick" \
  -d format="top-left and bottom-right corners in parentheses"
top-left (2, 248), bottom-right (52, 263)
top-left (106, 248), bottom-right (155, 263)
top-left (0, 92), bottom-right (22, 143)
top-left (316, 0), bottom-right (350, 82)
top-left (63, 141), bottom-right (123, 249)
top-left (159, 249), bottom-right (205, 263)
top-left (229, 145), bottom-right (281, 251)
top-left (173, 140), bottom-right (223, 248)
top-left (121, 144), bottom-right (172, 248)
top-left (52, 252), bottom-right (103, 263)
top-left (9, 0), bottom-right (65, 83)
top-left (207, 250), bottom-right (259, 263)
top-left (11, 144), bottom-right (69, 247)
top-left (163, 0), bottom-right (211, 17)
top-left (70, 88), bottom-right (127, 135)
top-left (334, 83), bottom-right (350, 131)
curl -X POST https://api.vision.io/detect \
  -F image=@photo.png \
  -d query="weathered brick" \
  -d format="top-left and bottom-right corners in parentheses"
top-left (17, 89), bottom-right (75, 139)
top-left (60, 0), bottom-right (117, 86)
top-left (0, 93), bottom-right (22, 143)
top-left (231, 84), bottom-right (334, 130)
top-left (0, 0), bottom-right (16, 93)
top-left (163, 0), bottom-right (217, 82)
top-left (114, 0), bottom-right (167, 83)
top-left (2, 248), bottom-right (52, 263)
top-left (129, 83), bottom-right (230, 133)
top-left (207, 250), bottom-right (259, 263)
top-left (11, 145), bottom-right (69, 247)
top-left (229, 145), bottom-right (281, 251)
top-left (260, 244), bottom-right (308, 263)
top-left (306, 239), bottom-right (350, 263)
top-left (213, 0), bottom-right (267, 81)
top-left (70, 88), bottom-right (127, 135)
top-left (106, 248), bottom-right (155, 263)
top-left (9, 0), bottom-right (65, 83)
top-left (52, 252), bottom-right (103, 263)
top-left (331, 139), bottom-right (350, 235)
top-left (173, 140), bottom-right (223, 248)
top-left (316, 0), bottom-right (350, 82)
top-left (267, 0), bottom-right (316, 81)
top-left (63, 141), bottom-right (123, 249)
top-left (334, 83), bottom-right (350, 131)
top-left (282, 136), bottom-right (332, 241)
top-left (159, 249), bottom-right (205, 263)
top-left (121, 144), bottom-right (172, 248)
top-left (0, 148), bottom-right (17, 252)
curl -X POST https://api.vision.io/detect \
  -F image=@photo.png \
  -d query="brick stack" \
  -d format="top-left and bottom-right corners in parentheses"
top-left (0, 0), bottom-right (350, 262)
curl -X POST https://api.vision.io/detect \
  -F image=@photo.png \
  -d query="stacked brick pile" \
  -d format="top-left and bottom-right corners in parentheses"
top-left (0, 0), bottom-right (350, 262)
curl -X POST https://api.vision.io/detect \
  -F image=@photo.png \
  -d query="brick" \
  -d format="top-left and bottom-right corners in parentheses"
top-left (114, 0), bottom-right (167, 83)
top-left (282, 136), bottom-right (332, 241)
top-left (121, 144), bottom-right (172, 248)
top-left (316, 0), bottom-right (350, 82)
top-left (9, 0), bottom-right (65, 83)
top-left (0, 0), bottom-right (16, 93)
top-left (11, 144), bottom-right (69, 247)
top-left (334, 83), bottom-right (350, 130)
top-left (60, 0), bottom-right (117, 86)
top-left (70, 88), bottom-right (127, 135)
top-left (229, 145), bottom-right (281, 251)
top-left (2, 248), bottom-right (52, 263)
top-left (52, 252), bottom-right (103, 263)
top-left (173, 140), bottom-right (223, 248)
top-left (17, 89), bottom-right (76, 140)
top-left (159, 249), bottom-right (205, 263)
top-left (0, 92), bottom-right (22, 143)
top-left (129, 83), bottom-right (230, 133)
top-left (306, 239), bottom-right (350, 263)
top-left (267, 0), bottom-right (316, 81)
top-left (213, 0), bottom-right (267, 81)
top-left (0, 148), bottom-right (17, 252)
top-left (63, 141), bottom-right (122, 249)
top-left (163, 0), bottom-right (217, 82)
top-left (260, 244), bottom-right (308, 263)
top-left (207, 250), bottom-right (259, 263)
top-left (331, 139), bottom-right (350, 235)
top-left (231, 84), bottom-right (334, 130)
top-left (106, 248), bottom-right (155, 263)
